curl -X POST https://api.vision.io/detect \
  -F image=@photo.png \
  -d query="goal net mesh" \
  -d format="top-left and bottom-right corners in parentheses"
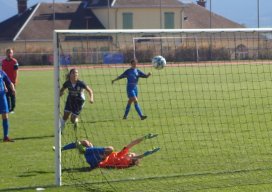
top-left (55, 29), bottom-right (272, 191)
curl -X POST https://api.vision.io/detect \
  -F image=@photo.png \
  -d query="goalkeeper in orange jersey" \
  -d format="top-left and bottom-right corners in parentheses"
top-left (72, 133), bottom-right (160, 169)
top-left (98, 133), bottom-right (160, 169)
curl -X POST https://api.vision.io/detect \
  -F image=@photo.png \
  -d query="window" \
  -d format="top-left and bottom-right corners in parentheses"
top-left (123, 13), bottom-right (133, 29)
top-left (164, 12), bottom-right (174, 29)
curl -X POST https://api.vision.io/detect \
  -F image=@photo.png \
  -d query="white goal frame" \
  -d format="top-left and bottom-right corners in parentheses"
top-left (53, 28), bottom-right (272, 187)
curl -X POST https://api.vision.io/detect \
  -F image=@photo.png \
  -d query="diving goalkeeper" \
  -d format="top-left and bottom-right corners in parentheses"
top-left (61, 133), bottom-right (160, 169)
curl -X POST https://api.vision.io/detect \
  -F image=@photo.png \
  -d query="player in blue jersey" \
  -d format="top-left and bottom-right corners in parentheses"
top-left (0, 70), bottom-right (16, 142)
top-left (112, 59), bottom-right (151, 120)
top-left (60, 68), bottom-right (94, 132)
top-left (60, 140), bottom-right (113, 169)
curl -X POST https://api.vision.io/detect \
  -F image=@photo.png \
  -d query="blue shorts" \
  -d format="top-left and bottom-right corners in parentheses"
top-left (0, 94), bottom-right (9, 114)
top-left (84, 147), bottom-right (106, 169)
top-left (127, 87), bottom-right (138, 98)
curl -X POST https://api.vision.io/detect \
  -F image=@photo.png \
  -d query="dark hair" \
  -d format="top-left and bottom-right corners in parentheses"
top-left (6, 48), bottom-right (13, 53)
top-left (130, 59), bottom-right (137, 64)
top-left (66, 68), bottom-right (77, 81)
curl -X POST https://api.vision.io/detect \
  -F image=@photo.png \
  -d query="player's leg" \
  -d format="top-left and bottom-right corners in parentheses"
top-left (60, 111), bottom-right (70, 132)
top-left (62, 141), bottom-right (77, 151)
top-left (123, 99), bottom-right (133, 119)
top-left (7, 86), bottom-right (15, 112)
top-left (126, 133), bottom-right (158, 149)
top-left (125, 137), bottom-right (143, 149)
top-left (70, 99), bottom-right (84, 128)
top-left (70, 114), bottom-right (79, 138)
top-left (133, 98), bottom-right (144, 119)
top-left (61, 98), bottom-right (72, 132)
top-left (61, 139), bottom-right (93, 152)
top-left (133, 147), bottom-right (160, 160)
top-left (0, 95), bottom-right (13, 142)
top-left (10, 92), bottom-right (16, 112)
top-left (70, 114), bottom-right (78, 125)
top-left (123, 89), bottom-right (135, 119)
top-left (2, 113), bottom-right (13, 142)
top-left (132, 88), bottom-right (147, 120)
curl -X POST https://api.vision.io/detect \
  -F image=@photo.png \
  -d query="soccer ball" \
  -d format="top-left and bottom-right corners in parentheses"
top-left (152, 55), bottom-right (166, 70)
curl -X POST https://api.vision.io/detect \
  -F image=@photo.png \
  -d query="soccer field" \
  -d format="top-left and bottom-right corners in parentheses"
top-left (1, 63), bottom-right (272, 192)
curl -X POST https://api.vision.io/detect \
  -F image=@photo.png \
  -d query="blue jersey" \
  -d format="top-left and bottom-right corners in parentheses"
top-left (0, 70), bottom-right (11, 114)
top-left (84, 147), bottom-right (106, 169)
top-left (0, 70), bottom-right (11, 95)
top-left (118, 68), bottom-right (148, 90)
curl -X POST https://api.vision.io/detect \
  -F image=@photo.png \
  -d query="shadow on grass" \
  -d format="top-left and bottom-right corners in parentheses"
top-left (62, 166), bottom-right (92, 173)
top-left (18, 170), bottom-right (54, 178)
top-left (13, 135), bottom-right (54, 141)
top-left (83, 119), bottom-right (116, 124)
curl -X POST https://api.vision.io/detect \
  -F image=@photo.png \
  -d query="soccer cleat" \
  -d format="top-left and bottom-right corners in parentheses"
top-left (9, 110), bottom-right (15, 114)
top-left (123, 116), bottom-right (127, 120)
top-left (141, 115), bottom-right (147, 120)
top-left (52, 146), bottom-right (56, 151)
top-left (76, 141), bottom-right (86, 154)
top-left (143, 147), bottom-right (160, 157)
top-left (144, 133), bottom-right (158, 140)
top-left (3, 137), bottom-right (15, 142)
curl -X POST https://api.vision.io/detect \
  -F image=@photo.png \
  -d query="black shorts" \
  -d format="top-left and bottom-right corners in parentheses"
top-left (64, 97), bottom-right (85, 116)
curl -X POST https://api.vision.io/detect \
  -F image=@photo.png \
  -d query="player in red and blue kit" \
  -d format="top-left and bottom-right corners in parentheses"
top-left (60, 133), bottom-right (160, 169)
top-left (0, 70), bottom-right (16, 142)
top-left (61, 140), bottom-right (113, 169)
top-left (112, 59), bottom-right (151, 120)
top-left (2, 48), bottom-right (19, 113)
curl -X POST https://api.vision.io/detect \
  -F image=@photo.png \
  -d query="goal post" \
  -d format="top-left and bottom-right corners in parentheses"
top-left (53, 31), bottom-right (62, 186)
top-left (54, 28), bottom-right (272, 190)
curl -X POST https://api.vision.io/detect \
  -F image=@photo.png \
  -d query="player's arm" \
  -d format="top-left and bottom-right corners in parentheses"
top-left (9, 82), bottom-right (15, 95)
top-left (14, 61), bottom-right (19, 85)
top-left (138, 70), bottom-right (151, 78)
top-left (3, 71), bottom-right (15, 95)
top-left (60, 81), bottom-right (68, 97)
top-left (14, 71), bottom-right (18, 86)
top-left (59, 87), bottom-right (66, 97)
top-left (112, 71), bottom-right (127, 84)
top-left (85, 85), bottom-right (94, 103)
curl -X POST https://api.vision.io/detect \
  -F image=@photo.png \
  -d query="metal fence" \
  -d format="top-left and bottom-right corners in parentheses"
top-left (0, 40), bottom-right (53, 66)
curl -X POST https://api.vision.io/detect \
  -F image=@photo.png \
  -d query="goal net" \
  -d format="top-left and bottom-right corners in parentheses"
top-left (54, 29), bottom-right (272, 191)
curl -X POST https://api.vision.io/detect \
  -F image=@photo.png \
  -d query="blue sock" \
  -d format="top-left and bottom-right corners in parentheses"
top-left (134, 103), bottom-right (143, 117)
top-left (62, 142), bottom-right (76, 151)
top-left (124, 103), bottom-right (131, 117)
top-left (3, 119), bottom-right (9, 138)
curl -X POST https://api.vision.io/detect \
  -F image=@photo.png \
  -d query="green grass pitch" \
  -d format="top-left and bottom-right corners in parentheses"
top-left (1, 63), bottom-right (272, 192)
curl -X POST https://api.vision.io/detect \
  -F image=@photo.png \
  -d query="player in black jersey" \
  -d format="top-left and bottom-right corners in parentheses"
top-left (60, 68), bottom-right (94, 132)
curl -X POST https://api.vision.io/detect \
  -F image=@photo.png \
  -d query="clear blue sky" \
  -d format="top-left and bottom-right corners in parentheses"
top-left (0, 0), bottom-right (271, 27)
top-left (203, 0), bottom-right (272, 27)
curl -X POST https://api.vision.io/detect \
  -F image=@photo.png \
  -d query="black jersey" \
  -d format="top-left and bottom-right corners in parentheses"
top-left (62, 80), bottom-right (87, 101)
